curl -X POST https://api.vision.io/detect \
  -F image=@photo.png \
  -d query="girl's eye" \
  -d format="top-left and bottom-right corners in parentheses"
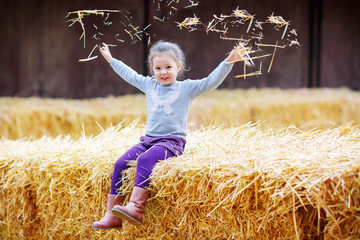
top-left (167, 66), bottom-right (172, 69)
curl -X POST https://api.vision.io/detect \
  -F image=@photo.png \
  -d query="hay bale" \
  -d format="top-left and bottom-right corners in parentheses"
top-left (189, 88), bottom-right (360, 130)
top-left (0, 95), bottom-right (147, 139)
top-left (1, 88), bottom-right (360, 139)
top-left (0, 123), bottom-right (143, 239)
top-left (0, 122), bottom-right (359, 239)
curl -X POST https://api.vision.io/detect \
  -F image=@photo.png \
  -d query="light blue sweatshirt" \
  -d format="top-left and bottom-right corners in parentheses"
top-left (110, 58), bottom-right (233, 139)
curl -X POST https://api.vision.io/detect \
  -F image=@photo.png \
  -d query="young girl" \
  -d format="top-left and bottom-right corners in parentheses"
top-left (92, 40), bottom-right (240, 229)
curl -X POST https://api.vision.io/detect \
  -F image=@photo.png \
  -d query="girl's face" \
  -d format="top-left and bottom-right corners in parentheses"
top-left (152, 53), bottom-right (181, 85)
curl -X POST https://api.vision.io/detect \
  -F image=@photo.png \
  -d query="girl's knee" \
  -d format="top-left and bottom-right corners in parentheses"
top-left (136, 154), bottom-right (148, 166)
top-left (114, 148), bottom-right (143, 169)
top-left (114, 158), bottom-right (129, 169)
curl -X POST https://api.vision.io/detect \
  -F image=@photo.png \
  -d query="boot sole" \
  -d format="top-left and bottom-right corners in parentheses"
top-left (91, 225), bottom-right (122, 230)
top-left (111, 207), bottom-right (142, 226)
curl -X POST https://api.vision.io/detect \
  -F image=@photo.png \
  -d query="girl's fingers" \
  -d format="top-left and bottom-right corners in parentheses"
top-left (101, 43), bottom-right (108, 50)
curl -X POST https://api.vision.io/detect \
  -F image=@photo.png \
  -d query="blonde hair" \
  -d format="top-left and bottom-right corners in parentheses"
top-left (148, 40), bottom-right (187, 78)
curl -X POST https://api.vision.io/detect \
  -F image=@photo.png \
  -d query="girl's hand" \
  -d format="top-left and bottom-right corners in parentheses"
top-left (226, 49), bottom-right (239, 64)
top-left (99, 43), bottom-right (114, 63)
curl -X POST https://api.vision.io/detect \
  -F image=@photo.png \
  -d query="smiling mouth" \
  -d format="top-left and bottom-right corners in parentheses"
top-left (161, 77), bottom-right (169, 81)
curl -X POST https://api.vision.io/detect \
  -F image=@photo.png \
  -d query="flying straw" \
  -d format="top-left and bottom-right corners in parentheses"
top-left (288, 39), bottom-right (301, 47)
top-left (267, 13), bottom-right (290, 39)
top-left (256, 43), bottom-right (286, 49)
top-left (235, 62), bottom-right (263, 78)
top-left (175, 7), bottom-right (300, 79)
top-left (175, 14), bottom-right (202, 31)
top-left (290, 28), bottom-right (298, 36)
top-left (206, 18), bottom-right (228, 35)
top-left (220, 36), bottom-right (250, 42)
top-left (185, 1), bottom-right (199, 8)
top-left (78, 44), bottom-right (98, 62)
top-left (228, 41), bottom-right (255, 66)
top-left (65, 9), bottom-right (120, 48)
top-left (153, 16), bottom-right (166, 23)
top-left (78, 56), bottom-right (98, 62)
top-left (268, 41), bottom-right (278, 73)
top-left (231, 7), bottom-right (255, 33)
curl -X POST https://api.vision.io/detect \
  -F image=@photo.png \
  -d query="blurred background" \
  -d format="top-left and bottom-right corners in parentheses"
top-left (0, 0), bottom-right (359, 98)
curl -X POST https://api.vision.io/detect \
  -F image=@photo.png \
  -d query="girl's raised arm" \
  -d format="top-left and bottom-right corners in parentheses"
top-left (100, 43), bottom-right (151, 93)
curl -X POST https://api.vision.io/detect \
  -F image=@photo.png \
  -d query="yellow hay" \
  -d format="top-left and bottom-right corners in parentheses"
top-left (189, 88), bottom-right (360, 130)
top-left (175, 14), bottom-right (202, 31)
top-left (0, 94), bottom-right (147, 139)
top-left (1, 88), bottom-right (360, 140)
top-left (0, 122), bottom-right (359, 239)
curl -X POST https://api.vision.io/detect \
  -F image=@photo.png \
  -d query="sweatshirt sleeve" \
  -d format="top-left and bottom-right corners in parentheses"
top-left (185, 59), bottom-right (234, 98)
top-left (110, 58), bottom-right (151, 93)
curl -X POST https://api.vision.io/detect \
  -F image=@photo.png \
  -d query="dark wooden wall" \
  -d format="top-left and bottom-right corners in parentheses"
top-left (0, 0), bottom-right (359, 98)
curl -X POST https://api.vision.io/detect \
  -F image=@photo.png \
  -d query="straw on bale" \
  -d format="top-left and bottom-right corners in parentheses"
top-left (1, 88), bottom-right (360, 139)
top-left (1, 122), bottom-right (359, 239)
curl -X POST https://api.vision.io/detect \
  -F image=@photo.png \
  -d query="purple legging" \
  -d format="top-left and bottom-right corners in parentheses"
top-left (110, 146), bottom-right (174, 194)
